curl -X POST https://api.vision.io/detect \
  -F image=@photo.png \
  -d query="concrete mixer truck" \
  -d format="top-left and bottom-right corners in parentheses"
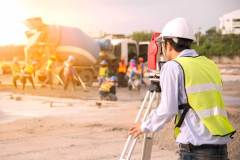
top-left (24, 17), bottom-right (139, 86)
top-left (24, 17), bottom-right (102, 86)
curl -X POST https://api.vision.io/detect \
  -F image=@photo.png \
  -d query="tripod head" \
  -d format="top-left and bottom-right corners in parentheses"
top-left (147, 61), bottom-right (165, 93)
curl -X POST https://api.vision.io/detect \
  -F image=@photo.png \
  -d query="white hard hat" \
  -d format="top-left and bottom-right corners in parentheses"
top-left (100, 60), bottom-right (107, 65)
top-left (67, 55), bottom-right (75, 62)
top-left (110, 76), bottom-right (117, 82)
top-left (161, 18), bottom-right (194, 40)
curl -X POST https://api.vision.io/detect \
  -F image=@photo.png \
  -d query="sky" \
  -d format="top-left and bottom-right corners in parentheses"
top-left (0, 0), bottom-right (239, 45)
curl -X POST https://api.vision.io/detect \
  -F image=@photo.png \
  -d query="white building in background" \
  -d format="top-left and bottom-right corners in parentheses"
top-left (219, 9), bottom-right (240, 34)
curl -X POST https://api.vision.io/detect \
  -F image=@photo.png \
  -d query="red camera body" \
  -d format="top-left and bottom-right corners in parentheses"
top-left (147, 32), bottom-right (161, 71)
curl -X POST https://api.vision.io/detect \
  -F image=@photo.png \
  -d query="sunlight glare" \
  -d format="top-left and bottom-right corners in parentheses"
top-left (0, 1), bottom-right (27, 45)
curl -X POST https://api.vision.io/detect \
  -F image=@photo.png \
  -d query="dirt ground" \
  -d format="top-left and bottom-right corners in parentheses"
top-left (0, 71), bottom-right (239, 160)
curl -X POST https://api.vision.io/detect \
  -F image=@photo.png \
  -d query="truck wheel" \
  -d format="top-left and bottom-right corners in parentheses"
top-left (79, 70), bottom-right (94, 86)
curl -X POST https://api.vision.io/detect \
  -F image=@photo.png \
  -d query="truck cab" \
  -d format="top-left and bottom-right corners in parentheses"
top-left (110, 39), bottom-right (138, 64)
top-left (138, 41), bottom-right (149, 63)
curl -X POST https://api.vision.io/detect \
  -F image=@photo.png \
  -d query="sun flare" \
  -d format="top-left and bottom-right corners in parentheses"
top-left (0, 1), bottom-right (27, 45)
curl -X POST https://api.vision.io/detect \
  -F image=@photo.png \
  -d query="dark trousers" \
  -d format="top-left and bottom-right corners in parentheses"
top-left (99, 91), bottom-right (117, 101)
top-left (117, 72), bottom-right (127, 87)
top-left (12, 75), bottom-right (20, 88)
top-left (45, 71), bottom-right (53, 86)
top-left (179, 144), bottom-right (229, 160)
top-left (21, 75), bottom-right (35, 90)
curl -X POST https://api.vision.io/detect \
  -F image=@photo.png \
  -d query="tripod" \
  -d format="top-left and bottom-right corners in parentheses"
top-left (119, 75), bottom-right (161, 160)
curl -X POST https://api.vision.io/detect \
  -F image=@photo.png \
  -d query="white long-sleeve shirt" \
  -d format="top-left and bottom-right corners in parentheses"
top-left (141, 49), bottom-right (230, 145)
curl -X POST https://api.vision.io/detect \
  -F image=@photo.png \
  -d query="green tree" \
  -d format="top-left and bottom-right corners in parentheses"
top-left (131, 31), bottom-right (152, 42)
top-left (192, 26), bottom-right (240, 57)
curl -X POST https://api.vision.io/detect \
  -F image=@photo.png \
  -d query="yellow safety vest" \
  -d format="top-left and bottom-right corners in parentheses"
top-left (174, 56), bottom-right (235, 138)
top-left (46, 59), bottom-right (54, 71)
top-left (137, 63), bottom-right (144, 73)
top-left (118, 63), bottom-right (127, 73)
top-left (24, 65), bottom-right (34, 74)
top-left (99, 81), bottom-right (113, 92)
top-left (99, 66), bottom-right (108, 77)
top-left (12, 64), bottom-right (21, 75)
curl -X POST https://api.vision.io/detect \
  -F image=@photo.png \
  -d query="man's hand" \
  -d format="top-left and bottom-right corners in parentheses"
top-left (129, 122), bottom-right (143, 138)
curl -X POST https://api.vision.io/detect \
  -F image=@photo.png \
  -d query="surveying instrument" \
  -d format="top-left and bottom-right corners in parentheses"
top-left (119, 32), bottom-right (164, 160)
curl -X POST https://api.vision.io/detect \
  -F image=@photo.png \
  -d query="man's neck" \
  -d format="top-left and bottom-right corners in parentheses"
top-left (171, 50), bottom-right (181, 59)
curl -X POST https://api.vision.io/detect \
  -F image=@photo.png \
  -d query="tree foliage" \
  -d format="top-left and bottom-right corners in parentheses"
top-left (131, 31), bottom-right (152, 42)
top-left (192, 27), bottom-right (240, 57)
top-left (131, 28), bottom-right (240, 57)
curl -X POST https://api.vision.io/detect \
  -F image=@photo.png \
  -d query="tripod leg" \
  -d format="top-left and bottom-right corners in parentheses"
top-left (119, 135), bottom-right (132, 160)
top-left (119, 91), bottom-right (158, 160)
top-left (75, 72), bottom-right (88, 91)
top-left (141, 133), bottom-right (154, 160)
top-left (142, 91), bottom-right (157, 121)
top-left (139, 92), bottom-right (157, 160)
top-left (126, 138), bottom-right (137, 160)
top-left (134, 91), bottom-right (151, 122)
top-left (127, 91), bottom-right (157, 158)
top-left (120, 91), bottom-right (151, 160)
top-left (55, 74), bottom-right (64, 86)
top-left (141, 91), bottom-right (160, 160)
top-left (120, 91), bottom-right (157, 160)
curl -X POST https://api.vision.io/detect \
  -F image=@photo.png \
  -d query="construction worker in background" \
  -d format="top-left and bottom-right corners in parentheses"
top-left (117, 59), bottom-right (127, 87)
top-left (127, 58), bottom-right (140, 90)
top-left (11, 57), bottom-right (21, 88)
top-left (99, 76), bottom-right (117, 101)
top-left (20, 61), bottom-right (37, 90)
top-left (63, 55), bottom-right (77, 91)
top-left (44, 55), bottom-right (56, 89)
top-left (98, 60), bottom-right (109, 86)
top-left (129, 18), bottom-right (235, 160)
top-left (137, 57), bottom-right (146, 87)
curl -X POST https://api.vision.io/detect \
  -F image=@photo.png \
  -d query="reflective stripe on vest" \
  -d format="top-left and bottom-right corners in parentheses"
top-left (186, 83), bottom-right (222, 94)
top-left (174, 56), bottom-right (235, 137)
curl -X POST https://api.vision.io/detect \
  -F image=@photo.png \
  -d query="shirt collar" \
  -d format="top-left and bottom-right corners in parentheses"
top-left (177, 49), bottom-right (199, 58)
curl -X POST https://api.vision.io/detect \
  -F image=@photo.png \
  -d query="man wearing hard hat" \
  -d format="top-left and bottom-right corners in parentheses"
top-left (63, 55), bottom-right (77, 91)
top-left (20, 60), bottom-right (37, 90)
top-left (44, 55), bottom-right (56, 89)
top-left (99, 76), bottom-right (118, 101)
top-left (11, 57), bottom-right (21, 88)
top-left (129, 18), bottom-right (235, 160)
top-left (98, 60), bottom-right (109, 86)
